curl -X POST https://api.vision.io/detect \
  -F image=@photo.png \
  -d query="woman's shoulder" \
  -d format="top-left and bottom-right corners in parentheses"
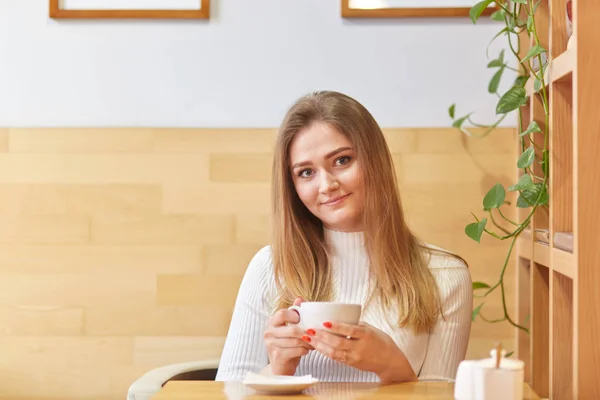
top-left (251, 244), bottom-right (273, 261)
top-left (241, 245), bottom-right (278, 300)
top-left (420, 243), bottom-right (472, 308)
top-left (420, 242), bottom-right (469, 271)
top-left (246, 245), bottom-right (275, 274)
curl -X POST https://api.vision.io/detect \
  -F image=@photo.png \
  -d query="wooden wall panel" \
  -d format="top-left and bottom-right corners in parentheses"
top-left (0, 245), bottom-right (201, 274)
top-left (162, 183), bottom-right (271, 214)
top-left (0, 127), bottom-right (516, 399)
top-left (0, 215), bottom-right (90, 244)
top-left (0, 184), bottom-right (162, 216)
top-left (0, 129), bottom-right (8, 153)
top-left (0, 155), bottom-right (209, 184)
top-left (209, 154), bottom-right (273, 183)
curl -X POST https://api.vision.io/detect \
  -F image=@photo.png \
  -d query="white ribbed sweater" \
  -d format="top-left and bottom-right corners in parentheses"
top-left (215, 229), bottom-right (473, 382)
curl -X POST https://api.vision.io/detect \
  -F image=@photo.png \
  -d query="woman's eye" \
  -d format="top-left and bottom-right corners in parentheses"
top-left (336, 156), bottom-right (351, 165)
top-left (298, 169), bottom-right (313, 178)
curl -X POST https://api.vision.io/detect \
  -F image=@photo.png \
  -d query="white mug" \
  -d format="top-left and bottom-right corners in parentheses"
top-left (287, 302), bottom-right (362, 330)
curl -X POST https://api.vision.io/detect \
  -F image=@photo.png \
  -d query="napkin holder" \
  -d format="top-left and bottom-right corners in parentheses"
top-left (454, 346), bottom-right (524, 400)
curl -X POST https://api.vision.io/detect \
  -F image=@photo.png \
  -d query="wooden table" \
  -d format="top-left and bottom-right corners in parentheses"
top-left (152, 381), bottom-right (541, 399)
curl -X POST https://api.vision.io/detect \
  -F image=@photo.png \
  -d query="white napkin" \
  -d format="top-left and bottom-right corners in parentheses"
top-left (243, 371), bottom-right (314, 385)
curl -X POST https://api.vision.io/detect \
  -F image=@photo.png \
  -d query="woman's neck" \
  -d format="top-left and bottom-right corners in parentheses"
top-left (324, 227), bottom-right (365, 259)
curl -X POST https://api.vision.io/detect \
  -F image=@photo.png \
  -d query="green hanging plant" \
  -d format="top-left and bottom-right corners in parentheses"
top-left (449, 0), bottom-right (550, 334)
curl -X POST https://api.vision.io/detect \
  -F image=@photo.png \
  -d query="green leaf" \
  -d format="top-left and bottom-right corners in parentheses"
top-left (517, 146), bottom-right (535, 168)
top-left (517, 193), bottom-right (533, 208)
top-left (470, 0), bottom-right (494, 24)
top-left (486, 28), bottom-right (509, 58)
top-left (483, 183), bottom-right (506, 210)
top-left (515, 75), bottom-right (529, 88)
top-left (508, 174), bottom-right (535, 191)
top-left (465, 218), bottom-right (487, 243)
top-left (505, 351), bottom-right (515, 358)
top-left (507, 15), bottom-right (516, 31)
top-left (487, 50), bottom-right (506, 68)
top-left (488, 67), bottom-right (504, 93)
top-left (529, 183), bottom-right (549, 206)
top-left (473, 281), bottom-right (491, 290)
top-left (521, 44), bottom-right (547, 64)
top-left (532, 0), bottom-right (541, 15)
top-left (534, 78), bottom-right (543, 93)
top-left (518, 183), bottom-right (549, 208)
top-left (496, 87), bottom-right (527, 114)
top-left (452, 113), bottom-right (472, 129)
top-left (512, 0), bottom-right (527, 3)
top-left (449, 104), bottom-right (456, 119)
top-left (540, 184), bottom-right (549, 203)
top-left (520, 121), bottom-right (542, 136)
top-left (517, 146), bottom-right (535, 169)
top-left (490, 9), bottom-right (506, 22)
top-left (541, 149), bottom-right (549, 177)
top-left (472, 303), bottom-right (484, 321)
top-left (526, 15), bottom-right (534, 32)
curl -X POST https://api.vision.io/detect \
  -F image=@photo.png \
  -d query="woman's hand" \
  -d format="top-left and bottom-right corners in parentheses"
top-left (263, 297), bottom-right (313, 376)
top-left (304, 321), bottom-right (417, 383)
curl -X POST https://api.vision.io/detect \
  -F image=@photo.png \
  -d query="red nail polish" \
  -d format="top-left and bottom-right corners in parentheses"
top-left (302, 335), bottom-right (311, 342)
top-left (306, 329), bottom-right (316, 336)
top-left (323, 322), bottom-right (332, 329)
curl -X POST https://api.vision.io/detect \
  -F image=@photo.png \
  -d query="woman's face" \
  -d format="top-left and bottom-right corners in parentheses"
top-left (289, 122), bottom-right (364, 232)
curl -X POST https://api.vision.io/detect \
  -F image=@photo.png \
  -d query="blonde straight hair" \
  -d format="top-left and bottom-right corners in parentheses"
top-left (271, 91), bottom-right (458, 334)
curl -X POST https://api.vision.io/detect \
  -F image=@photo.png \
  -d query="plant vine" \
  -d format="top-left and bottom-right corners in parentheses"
top-left (449, 0), bottom-right (550, 335)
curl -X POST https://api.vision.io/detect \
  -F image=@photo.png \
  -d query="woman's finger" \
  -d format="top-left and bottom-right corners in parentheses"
top-left (313, 330), bottom-right (354, 350)
top-left (320, 321), bottom-right (366, 339)
top-left (269, 337), bottom-right (313, 349)
top-left (275, 325), bottom-right (308, 339)
top-left (310, 336), bottom-right (351, 363)
top-left (268, 309), bottom-right (301, 327)
top-left (271, 346), bottom-right (310, 361)
top-left (265, 324), bottom-right (306, 341)
top-left (292, 296), bottom-right (304, 307)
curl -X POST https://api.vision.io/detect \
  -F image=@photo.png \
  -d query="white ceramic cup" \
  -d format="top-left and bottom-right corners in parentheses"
top-left (287, 302), bottom-right (362, 330)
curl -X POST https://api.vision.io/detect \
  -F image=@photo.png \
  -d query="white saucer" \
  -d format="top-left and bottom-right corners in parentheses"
top-left (242, 375), bottom-right (319, 395)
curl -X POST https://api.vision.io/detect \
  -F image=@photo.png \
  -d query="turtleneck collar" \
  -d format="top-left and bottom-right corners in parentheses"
top-left (324, 228), bottom-right (366, 259)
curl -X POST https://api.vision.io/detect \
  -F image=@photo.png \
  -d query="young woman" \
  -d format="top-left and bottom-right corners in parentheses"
top-left (215, 91), bottom-right (473, 383)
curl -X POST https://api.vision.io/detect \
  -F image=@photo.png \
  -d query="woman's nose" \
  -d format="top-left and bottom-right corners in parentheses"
top-left (319, 172), bottom-right (340, 194)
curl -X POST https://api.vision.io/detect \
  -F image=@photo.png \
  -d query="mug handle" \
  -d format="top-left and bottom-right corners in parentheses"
top-left (287, 305), bottom-right (302, 327)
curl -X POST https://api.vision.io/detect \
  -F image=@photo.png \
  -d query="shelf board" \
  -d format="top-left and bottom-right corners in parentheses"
top-left (517, 235), bottom-right (533, 260)
top-left (516, 237), bottom-right (550, 268)
top-left (551, 47), bottom-right (575, 84)
top-left (552, 248), bottom-right (574, 279)
top-left (515, 233), bottom-right (573, 279)
top-left (534, 242), bottom-right (550, 267)
top-left (525, 47), bottom-right (574, 97)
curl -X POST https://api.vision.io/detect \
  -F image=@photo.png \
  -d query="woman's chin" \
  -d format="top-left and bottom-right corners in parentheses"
top-left (321, 212), bottom-right (361, 232)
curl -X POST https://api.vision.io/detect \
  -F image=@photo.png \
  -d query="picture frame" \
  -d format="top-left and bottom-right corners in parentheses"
top-left (49, 0), bottom-right (210, 19)
top-left (341, 0), bottom-right (497, 18)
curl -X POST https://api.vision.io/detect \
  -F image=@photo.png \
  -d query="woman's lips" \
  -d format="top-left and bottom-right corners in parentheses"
top-left (321, 193), bottom-right (350, 206)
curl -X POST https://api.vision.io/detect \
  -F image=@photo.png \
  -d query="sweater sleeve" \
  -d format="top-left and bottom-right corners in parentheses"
top-left (215, 246), bottom-right (273, 381)
top-left (418, 261), bottom-right (473, 381)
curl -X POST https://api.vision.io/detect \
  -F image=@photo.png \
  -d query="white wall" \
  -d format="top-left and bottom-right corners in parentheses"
top-left (0, 0), bottom-right (514, 128)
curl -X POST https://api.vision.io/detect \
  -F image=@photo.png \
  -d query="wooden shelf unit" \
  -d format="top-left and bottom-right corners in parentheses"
top-left (518, 234), bottom-right (574, 278)
top-left (515, 0), bottom-right (600, 399)
top-left (525, 46), bottom-right (574, 97)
